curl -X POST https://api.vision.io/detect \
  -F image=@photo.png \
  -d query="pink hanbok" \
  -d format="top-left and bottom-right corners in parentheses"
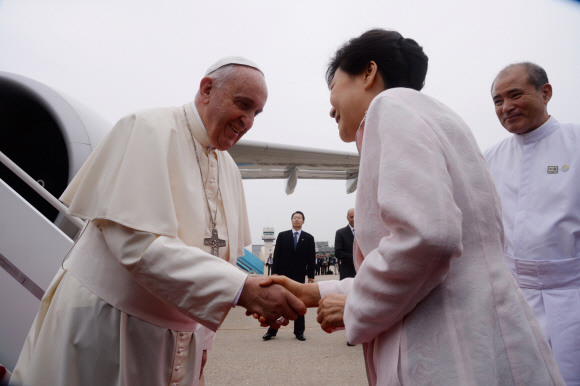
top-left (318, 88), bottom-right (564, 386)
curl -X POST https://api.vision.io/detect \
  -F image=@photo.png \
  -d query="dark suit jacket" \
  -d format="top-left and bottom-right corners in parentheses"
top-left (272, 229), bottom-right (315, 283)
top-left (335, 225), bottom-right (356, 279)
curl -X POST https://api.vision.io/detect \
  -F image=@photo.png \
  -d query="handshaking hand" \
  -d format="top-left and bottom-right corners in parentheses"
top-left (249, 275), bottom-right (320, 327)
top-left (256, 275), bottom-right (348, 333)
top-left (259, 275), bottom-right (321, 308)
top-left (316, 294), bottom-right (347, 333)
top-left (237, 276), bottom-right (306, 329)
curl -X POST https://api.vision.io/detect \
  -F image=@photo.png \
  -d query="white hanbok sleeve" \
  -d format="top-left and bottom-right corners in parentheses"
top-left (98, 220), bottom-right (247, 331)
top-left (318, 278), bottom-right (354, 297)
top-left (344, 95), bottom-right (463, 345)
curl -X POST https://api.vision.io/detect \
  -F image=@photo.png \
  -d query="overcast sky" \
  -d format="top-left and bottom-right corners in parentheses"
top-left (1, 0), bottom-right (579, 247)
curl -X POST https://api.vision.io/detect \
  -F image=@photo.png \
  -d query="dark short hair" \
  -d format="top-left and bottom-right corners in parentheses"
top-left (291, 211), bottom-right (305, 221)
top-left (326, 29), bottom-right (428, 91)
top-left (493, 62), bottom-right (549, 92)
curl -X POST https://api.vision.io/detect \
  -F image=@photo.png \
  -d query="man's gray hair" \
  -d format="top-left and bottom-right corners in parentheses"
top-left (492, 62), bottom-right (549, 92)
top-left (207, 64), bottom-right (238, 89)
top-left (194, 64), bottom-right (236, 97)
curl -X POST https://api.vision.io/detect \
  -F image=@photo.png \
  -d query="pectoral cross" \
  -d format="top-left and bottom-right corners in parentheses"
top-left (204, 228), bottom-right (226, 257)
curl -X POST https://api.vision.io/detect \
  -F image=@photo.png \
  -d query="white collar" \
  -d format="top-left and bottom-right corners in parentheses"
top-left (190, 101), bottom-right (215, 149)
top-left (293, 229), bottom-right (302, 236)
top-left (514, 116), bottom-right (559, 146)
top-left (349, 224), bottom-right (354, 233)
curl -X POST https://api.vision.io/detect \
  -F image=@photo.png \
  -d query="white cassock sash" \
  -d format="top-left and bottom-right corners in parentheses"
top-left (504, 254), bottom-right (580, 383)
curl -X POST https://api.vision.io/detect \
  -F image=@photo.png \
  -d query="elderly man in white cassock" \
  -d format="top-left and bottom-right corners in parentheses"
top-left (9, 57), bottom-right (306, 386)
top-left (485, 62), bottom-right (580, 386)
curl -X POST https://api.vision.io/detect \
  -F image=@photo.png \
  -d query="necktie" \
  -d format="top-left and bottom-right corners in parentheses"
top-left (294, 232), bottom-right (299, 250)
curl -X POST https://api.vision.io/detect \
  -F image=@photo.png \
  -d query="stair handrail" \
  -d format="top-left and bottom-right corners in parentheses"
top-left (0, 150), bottom-right (85, 230)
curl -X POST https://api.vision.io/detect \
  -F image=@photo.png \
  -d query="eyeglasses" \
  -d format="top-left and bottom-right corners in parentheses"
top-left (355, 111), bottom-right (367, 155)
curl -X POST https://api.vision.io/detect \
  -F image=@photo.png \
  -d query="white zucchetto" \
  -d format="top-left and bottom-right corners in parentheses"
top-left (204, 56), bottom-right (263, 76)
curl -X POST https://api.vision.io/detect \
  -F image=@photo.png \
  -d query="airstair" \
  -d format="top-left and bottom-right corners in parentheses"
top-left (0, 167), bottom-right (77, 371)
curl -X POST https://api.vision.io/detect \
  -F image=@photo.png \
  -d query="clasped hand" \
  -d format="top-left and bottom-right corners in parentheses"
top-left (237, 276), bottom-right (306, 329)
top-left (255, 275), bottom-right (347, 332)
top-left (316, 293), bottom-right (347, 333)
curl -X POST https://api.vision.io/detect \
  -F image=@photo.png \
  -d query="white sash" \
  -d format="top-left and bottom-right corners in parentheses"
top-left (504, 254), bottom-right (580, 289)
top-left (505, 254), bottom-right (580, 384)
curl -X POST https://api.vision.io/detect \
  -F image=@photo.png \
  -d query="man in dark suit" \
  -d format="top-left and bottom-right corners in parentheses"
top-left (262, 211), bottom-right (315, 341)
top-left (335, 208), bottom-right (356, 280)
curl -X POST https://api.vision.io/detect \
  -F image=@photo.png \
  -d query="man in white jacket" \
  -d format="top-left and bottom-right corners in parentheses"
top-left (485, 62), bottom-right (580, 385)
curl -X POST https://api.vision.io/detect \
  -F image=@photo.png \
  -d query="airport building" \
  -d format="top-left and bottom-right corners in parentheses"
top-left (252, 227), bottom-right (276, 262)
top-left (251, 244), bottom-right (264, 260)
top-left (262, 226), bottom-right (275, 260)
top-left (315, 241), bottom-right (334, 256)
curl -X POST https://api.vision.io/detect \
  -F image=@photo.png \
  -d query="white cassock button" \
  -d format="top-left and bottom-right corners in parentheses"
top-left (211, 162), bottom-right (215, 167)
top-left (208, 194), bottom-right (213, 199)
top-left (179, 332), bottom-right (185, 337)
top-left (213, 207), bottom-right (217, 213)
top-left (175, 366), bottom-right (181, 372)
top-left (210, 178), bottom-right (215, 183)
top-left (177, 348), bottom-right (183, 354)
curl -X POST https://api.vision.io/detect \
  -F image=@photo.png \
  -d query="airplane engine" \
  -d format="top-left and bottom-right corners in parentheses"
top-left (0, 72), bottom-right (111, 236)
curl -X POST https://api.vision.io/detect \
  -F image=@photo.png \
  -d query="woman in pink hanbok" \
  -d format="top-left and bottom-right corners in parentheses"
top-left (262, 29), bottom-right (564, 386)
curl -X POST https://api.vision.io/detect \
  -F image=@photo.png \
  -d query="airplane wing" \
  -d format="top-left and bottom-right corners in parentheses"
top-left (229, 140), bottom-right (359, 194)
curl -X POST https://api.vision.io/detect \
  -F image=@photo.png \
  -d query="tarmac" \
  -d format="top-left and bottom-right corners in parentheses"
top-left (203, 272), bottom-right (368, 386)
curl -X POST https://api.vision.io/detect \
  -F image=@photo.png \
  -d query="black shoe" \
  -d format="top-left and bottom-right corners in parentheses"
top-left (262, 332), bottom-right (275, 341)
top-left (347, 342), bottom-right (355, 346)
top-left (295, 334), bottom-right (306, 341)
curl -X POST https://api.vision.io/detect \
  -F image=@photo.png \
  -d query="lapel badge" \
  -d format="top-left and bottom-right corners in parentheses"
top-left (562, 164), bottom-right (570, 172)
top-left (547, 166), bottom-right (558, 174)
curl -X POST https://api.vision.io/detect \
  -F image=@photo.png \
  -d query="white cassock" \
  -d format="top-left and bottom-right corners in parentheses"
top-left (318, 88), bottom-right (564, 386)
top-left (484, 116), bottom-right (580, 386)
top-left (9, 102), bottom-right (251, 386)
